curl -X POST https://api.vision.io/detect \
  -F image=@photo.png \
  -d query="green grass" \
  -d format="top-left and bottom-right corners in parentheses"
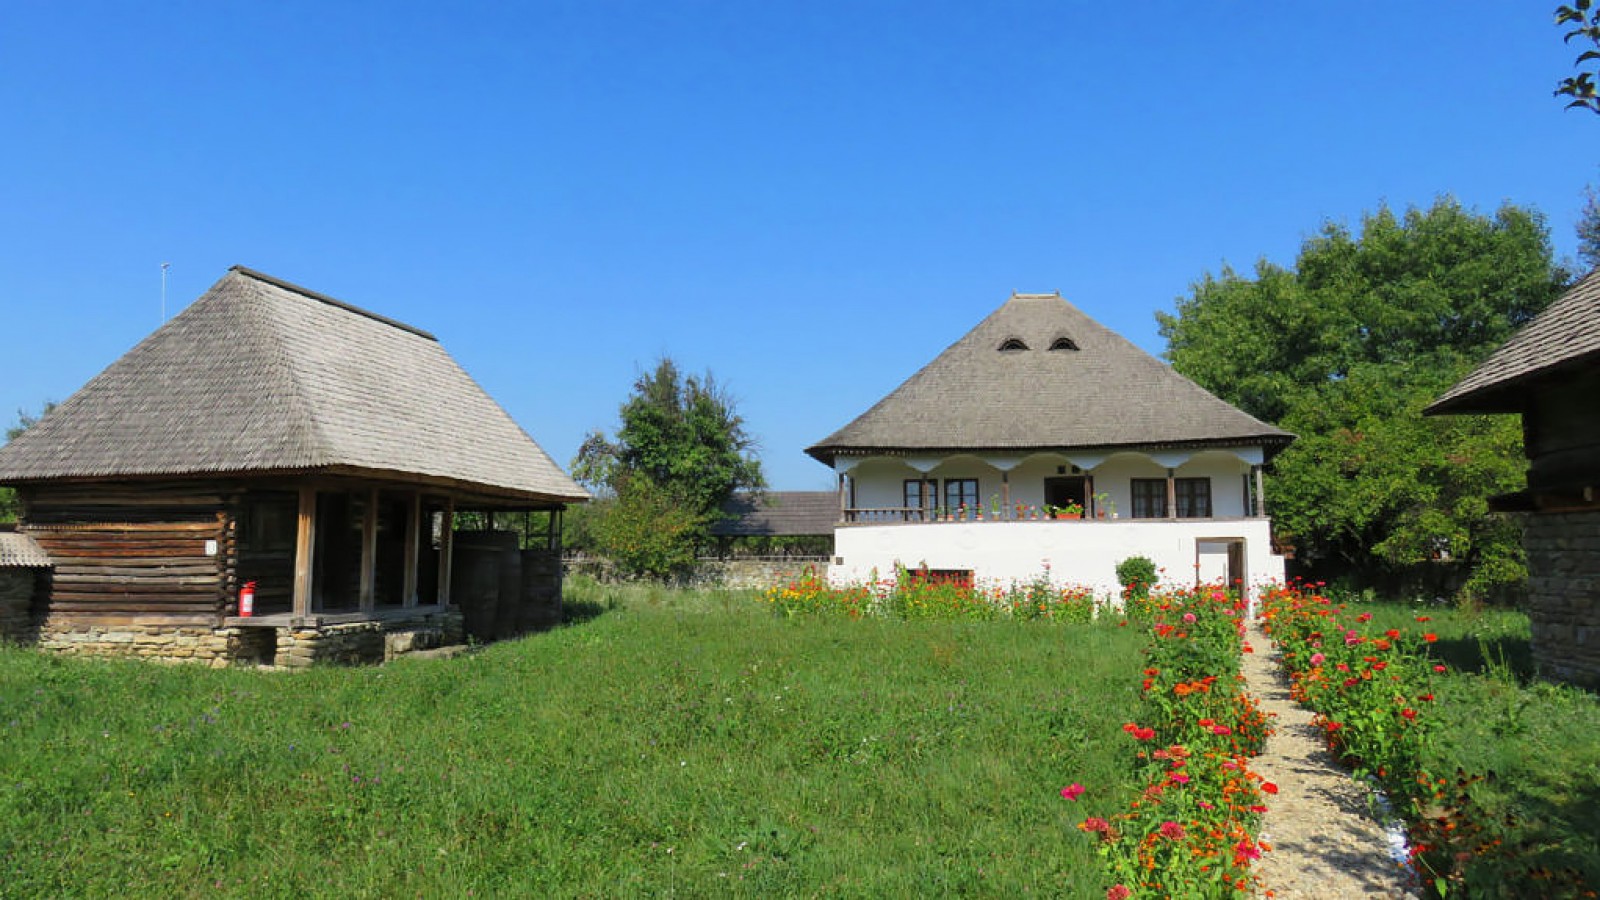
top-left (1342, 601), bottom-right (1600, 894)
top-left (1, 580), bottom-right (1147, 897)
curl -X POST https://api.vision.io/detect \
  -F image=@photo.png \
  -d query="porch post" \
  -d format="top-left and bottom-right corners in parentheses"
top-left (838, 472), bottom-right (848, 523)
top-left (1086, 473), bottom-right (1096, 518)
top-left (402, 492), bottom-right (421, 607)
top-left (1253, 465), bottom-right (1266, 518)
top-left (437, 497), bottom-right (455, 606)
top-left (1001, 471), bottom-right (1010, 520)
top-left (292, 486), bottom-right (316, 618)
top-left (359, 488), bottom-right (378, 613)
top-left (1166, 468), bottom-right (1177, 519)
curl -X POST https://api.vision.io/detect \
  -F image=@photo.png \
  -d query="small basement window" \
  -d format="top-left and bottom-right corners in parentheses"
top-left (998, 337), bottom-right (1030, 351)
top-left (1049, 336), bottom-right (1079, 351)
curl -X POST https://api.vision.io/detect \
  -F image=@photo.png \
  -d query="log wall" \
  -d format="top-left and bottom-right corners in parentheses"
top-left (20, 481), bottom-right (230, 626)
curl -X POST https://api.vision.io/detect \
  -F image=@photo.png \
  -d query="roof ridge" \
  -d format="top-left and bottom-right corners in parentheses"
top-left (236, 275), bottom-right (337, 466)
top-left (229, 266), bottom-right (438, 342)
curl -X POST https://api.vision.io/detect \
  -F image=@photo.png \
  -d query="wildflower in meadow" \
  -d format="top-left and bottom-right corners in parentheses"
top-left (1061, 783), bottom-right (1085, 801)
top-left (1158, 820), bottom-right (1186, 840)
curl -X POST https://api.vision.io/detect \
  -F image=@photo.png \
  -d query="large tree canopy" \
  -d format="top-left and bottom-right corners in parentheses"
top-left (570, 358), bottom-right (764, 579)
top-left (1159, 199), bottom-right (1567, 600)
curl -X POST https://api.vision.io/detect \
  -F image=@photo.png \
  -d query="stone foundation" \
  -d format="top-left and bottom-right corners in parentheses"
top-left (28, 608), bottom-right (466, 668)
top-left (1524, 509), bottom-right (1600, 688)
top-left (36, 620), bottom-right (252, 666)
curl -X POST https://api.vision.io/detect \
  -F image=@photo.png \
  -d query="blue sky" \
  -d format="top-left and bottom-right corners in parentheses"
top-left (2, 2), bottom-right (1593, 490)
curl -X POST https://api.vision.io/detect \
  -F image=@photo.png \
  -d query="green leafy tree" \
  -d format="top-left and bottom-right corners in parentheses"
top-left (1159, 199), bottom-right (1566, 601)
top-left (1556, 2), bottom-right (1600, 114)
top-left (572, 358), bottom-right (764, 579)
top-left (0, 403), bottom-right (55, 523)
top-left (1579, 181), bottom-right (1600, 269)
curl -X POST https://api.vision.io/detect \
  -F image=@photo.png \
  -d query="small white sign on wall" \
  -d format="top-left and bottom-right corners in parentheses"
top-left (205, 539), bottom-right (218, 557)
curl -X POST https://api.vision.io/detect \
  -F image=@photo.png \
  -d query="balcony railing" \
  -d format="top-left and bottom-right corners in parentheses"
top-left (842, 507), bottom-right (1104, 524)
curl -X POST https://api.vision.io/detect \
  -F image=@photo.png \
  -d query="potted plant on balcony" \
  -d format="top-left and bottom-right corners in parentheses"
top-left (1051, 501), bottom-right (1083, 520)
top-left (1092, 492), bottom-right (1117, 519)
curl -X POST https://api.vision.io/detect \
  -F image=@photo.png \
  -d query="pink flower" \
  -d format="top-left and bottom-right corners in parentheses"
top-left (1212, 725), bottom-right (1232, 736)
top-left (1309, 652), bottom-right (1326, 666)
top-left (1158, 820), bottom-right (1186, 840)
top-left (1107, 886), bottom-right (1132, 900)
top-left (1235, 839), bottom-right (1263, 861)
top-left (1182, 612), bottom-right (1197, 623)
top-left (1078, 816), bottom-right (1111, 834)
top-left (1060, 783), bottom-right (1085, 801)
top-left (1168, 772), bottom-right (1190, 785)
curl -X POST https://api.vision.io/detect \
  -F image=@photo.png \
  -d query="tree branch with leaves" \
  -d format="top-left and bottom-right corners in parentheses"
top-left (1556, 2), bottom-right (1600, 113)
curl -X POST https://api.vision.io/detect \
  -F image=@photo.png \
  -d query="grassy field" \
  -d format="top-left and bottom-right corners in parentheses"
top-left (0, 580), bottom-right (1148, 898)
top-left (1304, 598), bottom-right (1600, 895)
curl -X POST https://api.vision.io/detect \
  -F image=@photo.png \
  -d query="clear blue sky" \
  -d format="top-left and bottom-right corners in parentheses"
top-left (2, 2), bottom-right (1593, 490)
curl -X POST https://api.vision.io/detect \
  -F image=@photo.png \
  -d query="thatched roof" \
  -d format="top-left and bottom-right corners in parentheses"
top-left (0, 531), bottom-right (50, 567)
top-left (711, 491), bottom-right (836, 536)
top-left (1427, 268), bottom-right (1600, 415)
top-left (807, 292), bottom-right (1291, 465)
top-left (0, 267), bottom-right (588, 504)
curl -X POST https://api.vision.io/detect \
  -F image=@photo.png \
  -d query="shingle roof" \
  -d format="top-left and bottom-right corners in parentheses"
top-left (0, 267), bottom-right (588, 504)
top-left (1427, 268), bottom-right (1600, 415)
top-left (0, 531), bottom-right (50, 567)
top-left (806, 292), bottom-right (1292, 464)
top-left (711, 491), bottom-right (837, 536)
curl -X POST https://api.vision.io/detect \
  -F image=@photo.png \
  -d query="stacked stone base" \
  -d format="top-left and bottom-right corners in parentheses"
top-left (1525, 509), bottom-right (1600, 688)
top-left (17, 609), bottom-right (466, 669)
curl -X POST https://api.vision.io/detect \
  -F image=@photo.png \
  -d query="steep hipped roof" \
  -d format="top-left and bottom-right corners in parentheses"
top-left (711, 491), bottom-right (837, 536)
top-left (0, 267), bottom-right (588, 504)
top-left (1427, 268), bottom-right (1600, 415)
top-left (807, 292), bottom-right (1291, 465)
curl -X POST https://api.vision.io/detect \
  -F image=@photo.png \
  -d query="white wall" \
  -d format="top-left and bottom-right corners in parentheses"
top-left (830, 518), bottom-right (1285, 604)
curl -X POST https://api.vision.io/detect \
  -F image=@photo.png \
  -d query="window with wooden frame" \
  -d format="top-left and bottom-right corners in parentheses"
top-left (943, 478), bottom-right (979, 513)
top-left (903, 479), bottom-right (931, 513)
top-left (1175, 477), bottom-right (1212, 518)
top-left (1131, 479), bottom-right (1167, 518)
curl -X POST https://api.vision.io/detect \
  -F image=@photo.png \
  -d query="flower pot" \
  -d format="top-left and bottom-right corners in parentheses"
top-left (1055, 512), bottom-right (1081, 520)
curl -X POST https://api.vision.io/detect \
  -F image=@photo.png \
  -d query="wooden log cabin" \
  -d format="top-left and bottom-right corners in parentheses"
top-left (1428, 268), bottom-right (1600, 687)
top-left (0, 266), bottom-right (588, 666)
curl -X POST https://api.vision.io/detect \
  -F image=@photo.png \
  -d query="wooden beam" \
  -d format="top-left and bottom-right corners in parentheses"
top-left (437, 497), bottom-right (455, 606)
top-left (292, 487), bottom-right (316, 617)
top-left (1166, 468), bottom-right (1177, 520)
top-left (359, 487), bottom-right (378, 613)
top-left (402, 492), bottom-right (420, 607)
top-left (1001, 471), bottom-right (1010, 520)
top-left (1253, 465), bottom-right (1266, 518)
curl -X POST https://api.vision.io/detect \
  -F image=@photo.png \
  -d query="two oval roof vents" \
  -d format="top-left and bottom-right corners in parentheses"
top-left (999, 336), bottom-right (1078, 352)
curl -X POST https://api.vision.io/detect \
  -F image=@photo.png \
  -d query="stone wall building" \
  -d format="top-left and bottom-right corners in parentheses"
top-left (1428, 268), bottom-right (1600, 687)
top-left (0, 267), bottom-right (587, 666)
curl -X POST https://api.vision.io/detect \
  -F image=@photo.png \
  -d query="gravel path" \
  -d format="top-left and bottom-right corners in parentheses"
top-left (1242, 622), bottom-right (1421, 899)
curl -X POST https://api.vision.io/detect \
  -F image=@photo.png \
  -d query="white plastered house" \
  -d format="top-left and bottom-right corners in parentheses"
top-left (806, 292), bottom-right (1294, 601)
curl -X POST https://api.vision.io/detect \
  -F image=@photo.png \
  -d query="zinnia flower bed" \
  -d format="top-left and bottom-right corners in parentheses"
top-left (763, 566), bottom-right (1097, 622)
top-left (1069, 586), bottom-right (1275, 899)
top-left (1260, 584), bottom-right (1597, 899)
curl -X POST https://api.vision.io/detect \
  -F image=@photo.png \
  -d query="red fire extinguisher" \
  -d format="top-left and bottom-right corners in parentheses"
top-left (240, 580), bottom-right (257, 618)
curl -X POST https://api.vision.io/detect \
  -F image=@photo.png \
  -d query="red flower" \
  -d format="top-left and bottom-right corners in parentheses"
top-left (1261, 781), bottom-right (1279, 794)
top-left (1385, 628), bottom-right (1400, 639)
top-left (1433, 664), bottom-right (1447, 673)
top-left (1423, 633), bottom-right (1438, 643)
top-left (1158, 820), bottom-right (1186, 840)
top-left (1212, 725), bottom-right (1233, 736)
top-left (1079, 816), bottom-right (1111, 834)
top-left (1107, 886), bottom-right (1132, 900)
top-left (1060, 783), bottom-right (1085, 801)
top-left (1401, 708), bottom-right (1417, 720)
